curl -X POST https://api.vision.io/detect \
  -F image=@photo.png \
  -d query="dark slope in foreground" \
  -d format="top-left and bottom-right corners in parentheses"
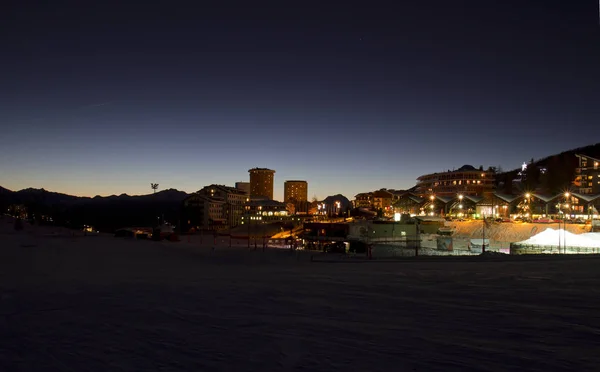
top-left (1, 231), bottom-right (599, 371)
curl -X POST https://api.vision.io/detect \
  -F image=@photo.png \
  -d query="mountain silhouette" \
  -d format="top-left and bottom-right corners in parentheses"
top-left (0, 187), bottom-right (189, 232)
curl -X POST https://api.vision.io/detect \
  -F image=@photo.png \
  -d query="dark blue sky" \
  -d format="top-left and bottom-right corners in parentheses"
top-left (2, 1), bottom-right (599, 199)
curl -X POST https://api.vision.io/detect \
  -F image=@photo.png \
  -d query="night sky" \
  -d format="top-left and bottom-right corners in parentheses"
top-left (2, 1), bottom-right (599, 200)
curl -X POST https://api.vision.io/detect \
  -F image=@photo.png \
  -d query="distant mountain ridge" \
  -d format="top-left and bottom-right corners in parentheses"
top-left (0, 187), bottom-right (190, 232)
top-left (0, 186), bottom-right (12, 195)
top-left (0, 187), bottom-right (189, 205)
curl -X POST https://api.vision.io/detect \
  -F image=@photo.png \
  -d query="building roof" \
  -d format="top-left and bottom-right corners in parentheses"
top-left (461, 195), bottom-right (483, 203)
top-left (530, 193), bottom-right (563, 203)
top-left (372, 190), bottom-right (393, 198)
top-left (492, 193), bottom-right (520, 203)
top-left (285, 180), bottom-right (307, 183)
top-left (394, 192), bottom-right (524, 205)
top-left (392, 193), bottom-right (424, 204)
top-left (433, 195), bottom-right (453, 204)
top-left (407, 195), bottom-right (424, 203)
top-left (570, 192), bottom-right (600, 203)
top-left (248, 167), bottom-right (275, 173)
top-left (417, 167), bottom-right (493, 180)
top-left (184, 194), bottom-right (226, 204)
top-left (386, 191), bottom-right (600, 207)
top-left (204, 184), bottom-right (247, 195)
top-left (246, 198), bottom-right (287, 207)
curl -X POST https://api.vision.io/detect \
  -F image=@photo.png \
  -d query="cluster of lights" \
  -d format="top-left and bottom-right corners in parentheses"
top-left (317, 203), bottom-right (327, 215)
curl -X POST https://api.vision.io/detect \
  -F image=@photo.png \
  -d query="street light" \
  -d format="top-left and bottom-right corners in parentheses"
top-left (455, 195), bottom-right (464, 218)
top-left (564, 192), bottom-right (571, 224)
top-left (561, 193), bottom-right (571, 253)
top-left (245, 205), bottom-right (251, 249)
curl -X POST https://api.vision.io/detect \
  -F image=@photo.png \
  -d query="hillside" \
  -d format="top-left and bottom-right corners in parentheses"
top-left (0, 187), bottom-right (190, 232)
top-left (495, 143), bottom-right (600, 194)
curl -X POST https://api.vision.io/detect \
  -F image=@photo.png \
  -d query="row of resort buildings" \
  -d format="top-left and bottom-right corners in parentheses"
top-left (183, 154), bottom-right (600, 230)
top-left (356, 155), bottom-right (600, 220)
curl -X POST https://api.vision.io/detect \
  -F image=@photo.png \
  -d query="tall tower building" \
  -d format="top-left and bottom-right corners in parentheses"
top-left (248, 168), bottom-right (275, 199)
top-left (284, 180), bottom-right (308, 214)
top-left (284, 180), bottom-right (308, 204)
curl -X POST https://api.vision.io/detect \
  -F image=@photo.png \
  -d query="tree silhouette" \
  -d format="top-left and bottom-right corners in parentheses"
top-left (151, 183), bottom-right (159, 194)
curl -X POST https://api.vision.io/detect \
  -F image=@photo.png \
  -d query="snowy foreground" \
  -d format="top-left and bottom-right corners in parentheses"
top-left (2, 228), bottom-right (600, 370)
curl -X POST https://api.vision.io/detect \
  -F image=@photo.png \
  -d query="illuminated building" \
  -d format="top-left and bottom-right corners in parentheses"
top-left (183, 184), bottom-right (248, 230)
top-left (241, 198), bottom-right (291, 224)
top-left (353, 192), bottom-right (373, 209)
top-left (249, 168), bottom-right (275, 200)
top-left (284, 180), bottom-right (308, 203)
top-left (284, 180), bottom-right (308, 214)
top-left (183, 194), bottom-right (225, 230)
top-left (415, 165), bottom-right (495, 197)
top-left (574, 154), bottom-right (600, 195)
top-left (372, 189), bottom-right (394, 211)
